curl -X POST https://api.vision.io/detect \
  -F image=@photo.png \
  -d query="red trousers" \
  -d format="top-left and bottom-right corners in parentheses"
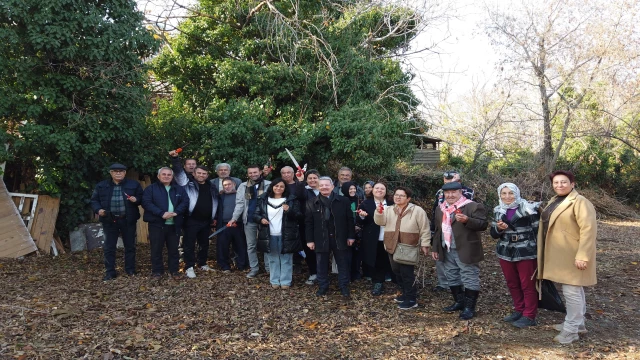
top-left (499, 258), bottom-right (538, 319)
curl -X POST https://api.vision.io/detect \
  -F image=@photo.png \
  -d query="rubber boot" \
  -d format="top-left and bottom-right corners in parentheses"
top-left (443, 285), bottom-right (464, 312)
top-left (459, 289), bottom-right (480, 320)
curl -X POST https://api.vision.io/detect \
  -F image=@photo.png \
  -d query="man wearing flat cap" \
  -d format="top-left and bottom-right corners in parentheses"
top-left (430, 170), bottom-right (475, 292)
top-left (91, 163), bottom-right (144, 281)
top-left (432, 181), bottom-right (487, 320)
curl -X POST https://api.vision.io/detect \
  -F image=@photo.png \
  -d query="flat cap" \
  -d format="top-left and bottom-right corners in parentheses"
top-left (442, 182), bottom-right (462, 191)
top-left (109, 163), bottom-right (127, 171)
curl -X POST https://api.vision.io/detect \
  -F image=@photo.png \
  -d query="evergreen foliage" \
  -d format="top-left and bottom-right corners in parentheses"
top-left (0, 0), bottom-right (160, 232)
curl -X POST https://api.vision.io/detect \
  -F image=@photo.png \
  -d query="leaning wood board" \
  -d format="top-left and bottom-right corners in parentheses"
top-left (0, 179), bottom-right (37, 258)
top-left (29, 195), bottom-right (61, 254)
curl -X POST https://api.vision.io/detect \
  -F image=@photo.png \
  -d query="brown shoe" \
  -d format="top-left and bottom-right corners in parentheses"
top-left (271, 284), bottom-right (280, 289)
top-left (281, 285), bottom-right (290, 289)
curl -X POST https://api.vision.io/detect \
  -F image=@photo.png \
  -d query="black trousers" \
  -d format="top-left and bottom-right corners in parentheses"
top-left (148, 224), bottom-right (179, 275)
top-left (298, 221), bottom-right (317, 275)
top-left (183, 218), bottom-right (211, 269)
top-left (216, 224), bottom-right (248, 270)
top-left (102, 218), bottom-right (136, 276)
top-left (316, 236), bottom-right (351, 290)
top-left (389, 254), bottom-right (416, 301)
top-left (372, 241), bottom-right (392, 284)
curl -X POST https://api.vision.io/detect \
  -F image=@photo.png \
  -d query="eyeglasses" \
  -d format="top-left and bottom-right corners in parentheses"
top-left (393, 194), bottom-right (407, 198)
top-left (443, 171), bottom-right (458, 180)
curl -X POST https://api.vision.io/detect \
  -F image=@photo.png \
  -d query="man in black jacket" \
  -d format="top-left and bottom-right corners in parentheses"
top-left (175, 164), bottom-right (219, 279)
top-left (90, 163), bottom-right (143, 281)
top-left (142, 167), bottom-right (189, 280)
top-left (306, 176), bottom-right (356, 298)
top-left (169, 150), bottom-right (197, 183)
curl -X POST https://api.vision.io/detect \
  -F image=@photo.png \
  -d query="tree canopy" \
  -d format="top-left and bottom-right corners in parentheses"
top-left (151, 0), bottom-right (423, 174)
top-left (0, 0), bottom-right (159, 231)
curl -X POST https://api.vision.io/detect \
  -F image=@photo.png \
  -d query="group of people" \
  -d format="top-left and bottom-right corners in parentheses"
top-left (90, 156), bottom-right (597, 345)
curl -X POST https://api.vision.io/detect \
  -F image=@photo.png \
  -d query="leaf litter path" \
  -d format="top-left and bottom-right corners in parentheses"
top-left (1, 220), bottom-right (639, 359)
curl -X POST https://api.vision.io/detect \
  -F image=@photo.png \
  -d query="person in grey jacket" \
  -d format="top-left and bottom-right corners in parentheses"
top-left (228, 165), bottom-right (271, 278)
top-left (212, 163), bottom-right (242, 193)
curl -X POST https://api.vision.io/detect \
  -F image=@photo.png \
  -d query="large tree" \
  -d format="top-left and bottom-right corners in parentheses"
top-left (485, 0), bottom-right (639, 172)
top-left (0, 0), bottom-right (159, 232)
top-left (151, 0), bottom-right (425, 174)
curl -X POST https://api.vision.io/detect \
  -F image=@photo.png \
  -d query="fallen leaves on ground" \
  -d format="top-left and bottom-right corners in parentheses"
top-left (0, 220), bottom-right (639, 359)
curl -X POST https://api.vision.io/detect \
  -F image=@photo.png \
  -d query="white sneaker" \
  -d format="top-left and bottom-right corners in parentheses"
top-left (305, 274), bottom-right (317, 285)
top-left (186, 267), bottom-right (196, 278)
top-left (554, 330), bottom-right (579, 344)
top-left (200, 265), bottom-right (213, 272)
top-left (553, 323), bottom-right (588, 334)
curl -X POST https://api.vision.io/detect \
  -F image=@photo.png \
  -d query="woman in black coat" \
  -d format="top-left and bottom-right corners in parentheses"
top-left (254, 178), bottom-right (302, 288)
top-left (357, 182), bottom-right (394, 295)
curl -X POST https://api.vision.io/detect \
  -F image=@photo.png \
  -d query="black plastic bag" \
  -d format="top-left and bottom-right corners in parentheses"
top-left (538, 280), bottom-right (566, 313)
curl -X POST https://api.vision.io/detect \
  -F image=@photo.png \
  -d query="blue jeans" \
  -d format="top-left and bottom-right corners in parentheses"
top-left (266, 235), bottom-right (293, 286)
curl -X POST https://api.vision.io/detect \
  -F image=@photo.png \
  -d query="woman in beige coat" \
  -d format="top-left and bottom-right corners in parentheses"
top-left (537, 170), bottom-right (597, 344)
top-left (374, 187), bottom-right (431, 310)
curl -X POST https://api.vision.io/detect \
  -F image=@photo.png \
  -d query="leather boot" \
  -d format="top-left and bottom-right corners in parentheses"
top-left (459, 289), bottom-right (480, 320)
top-left (443, 285), bottom-right (464, 312)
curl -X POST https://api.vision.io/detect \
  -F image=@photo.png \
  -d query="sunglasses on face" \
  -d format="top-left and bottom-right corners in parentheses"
top-left (443, 172), bottom-right (458, 179)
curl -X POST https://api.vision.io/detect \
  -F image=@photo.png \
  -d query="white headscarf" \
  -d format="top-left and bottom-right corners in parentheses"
top-left (494, 183), bottom-right (538, 216)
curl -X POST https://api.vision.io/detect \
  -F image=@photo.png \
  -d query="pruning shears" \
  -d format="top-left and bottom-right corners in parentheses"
top-left (285, 148), bottom-right (307, 177)
top-left (209, 223), bottom-right (237, 239)
top-left (174, 142), bottom-right (190, 154)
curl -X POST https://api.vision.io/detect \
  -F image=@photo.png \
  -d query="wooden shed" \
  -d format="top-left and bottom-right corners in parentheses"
top-left (410, 135), bottom-right (442, 166)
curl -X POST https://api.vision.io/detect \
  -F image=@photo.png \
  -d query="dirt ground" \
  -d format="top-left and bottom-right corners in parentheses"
top-left (1, 219), bottom-right (639, 359)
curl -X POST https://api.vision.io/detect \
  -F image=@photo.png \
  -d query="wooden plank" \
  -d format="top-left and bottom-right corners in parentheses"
top-left (30, 195), bottom-right (61, 254)
top-left (53, 234), bottom-right (66, 254)
top-left (0, 179), bottom-right (37, 258)
top-left (137, 175), bottom-right (150, 244)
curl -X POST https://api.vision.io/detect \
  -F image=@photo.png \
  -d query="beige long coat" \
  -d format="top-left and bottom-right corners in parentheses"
top-left (537, 190), bottom-right (597, 286)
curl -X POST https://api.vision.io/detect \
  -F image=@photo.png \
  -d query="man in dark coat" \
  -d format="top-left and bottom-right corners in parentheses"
top-left (142, 167), bottom-right (189, 280)
top-left (430, 170), bottom-right (475, 292)
top-left (211, 163), bottom-right (242, 194)
top-left (90, 163), bottom-right (143, 281)
top-left (306, 176), bottom-right (356, 298)
top-left (432, 182), bottom-right (488, 320)
top-left (169, 150), bottom-right (197, 183)
top-left (175, 163), bottom-right (219, 279)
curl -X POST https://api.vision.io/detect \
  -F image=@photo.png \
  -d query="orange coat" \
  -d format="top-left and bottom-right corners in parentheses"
top-left (537, 190), bottom-right (597, 286)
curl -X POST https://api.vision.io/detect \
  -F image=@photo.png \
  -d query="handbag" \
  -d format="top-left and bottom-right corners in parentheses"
top-left (537, 279), bottom-right (566, 313)
top-left (393, 242), bottom-right (419, 266)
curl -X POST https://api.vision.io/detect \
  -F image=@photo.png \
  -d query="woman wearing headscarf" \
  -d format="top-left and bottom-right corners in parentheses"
top-left (490, 183), bottom-right (540, 328)
top-left (538, 170), bottom-right (597, 344)
top-left (357, 182), bottom-right (394, 295)
top-left (342, 181), bottom-right (363, 281)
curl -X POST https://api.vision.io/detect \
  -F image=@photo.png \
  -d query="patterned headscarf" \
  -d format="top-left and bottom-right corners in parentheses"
top-left (494, 183), bottom-right (538, 216)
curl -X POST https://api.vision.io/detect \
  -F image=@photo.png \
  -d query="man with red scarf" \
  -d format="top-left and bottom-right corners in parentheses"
top-left (431, 182), bottom-right (488, 320)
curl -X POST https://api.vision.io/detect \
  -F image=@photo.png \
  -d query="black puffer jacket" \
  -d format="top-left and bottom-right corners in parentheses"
top-left (253, 194), bottom-right (302, 254)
